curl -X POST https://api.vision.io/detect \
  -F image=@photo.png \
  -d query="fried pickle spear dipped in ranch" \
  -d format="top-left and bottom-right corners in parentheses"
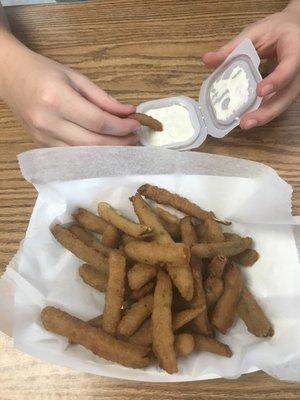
top-left (152, 271), bottom-right (178, 374)
top-left (98, 202), bottom-right (152, 238)
top-left (41, 307), bottom-right (150, 369)
top-left (128, 113), bottom-right (163, 131)
top-left (51, 224), bottom-right (109, 274)
top-left (130, 193), bottom-right (193, 301)
top-left (138, 184), bottom-right (215, 221)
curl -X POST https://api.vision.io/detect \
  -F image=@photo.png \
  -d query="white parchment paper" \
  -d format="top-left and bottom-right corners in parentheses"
top-left (1, 146), bottom-right (300, 382)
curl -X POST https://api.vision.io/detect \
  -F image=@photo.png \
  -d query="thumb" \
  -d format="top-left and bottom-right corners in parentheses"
top-left (202, 25), bottom-right (260, 67)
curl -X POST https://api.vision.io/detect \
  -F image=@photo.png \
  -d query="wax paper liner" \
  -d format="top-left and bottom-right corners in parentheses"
top-left (1, 146), bottom-right (300, 382)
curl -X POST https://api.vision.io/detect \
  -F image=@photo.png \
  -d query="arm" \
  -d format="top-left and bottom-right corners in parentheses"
top-left (202, 0), bottom-right (300, 129)
top-left (0, 2), bottom-right (140, 146)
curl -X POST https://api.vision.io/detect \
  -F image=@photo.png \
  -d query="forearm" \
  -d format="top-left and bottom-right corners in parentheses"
top-left (0, 3), bottom-right (10, 32)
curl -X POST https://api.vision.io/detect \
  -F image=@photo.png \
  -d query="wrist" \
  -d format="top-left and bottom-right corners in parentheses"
top-left (0, 32), bottom-right (24, 96)
top-left (285, 0), bottom-right (300, 19)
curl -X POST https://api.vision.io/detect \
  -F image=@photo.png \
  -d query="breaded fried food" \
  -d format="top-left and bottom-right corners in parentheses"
top-left (102, 250), bottom-right (126, 335)
top-left (202, 219), bottom-right (225, 243)
top-left (194, 335), bottom-right (232, 358)
top-left (211, 264), bottom-right (243, 334)
top-left (128, 319), bottom-right (152, 346)
top-left (128, 263), bottom-right (157, 291)
top-left (138, 184), bottom-right (215, 221)
top-left (118, 294), bottom-right (153, 337)
top-left (207, 255), bottom-right (227, 278)
top-left (88, 314), bottom-right (103, 328)
top-left (180, 216), bottom-right (198, 247)
top-left (128, 112), bottom-right (163, 131)
top-left (238, 287), bottom-right (274, 337)
top-left (189, 255), bottom-right (213, 336)
top-left (73, 208), bottom-right (108, 234)
top-left (69, 224), bottom-right (112, 256)
top-left (155, 207), bottom-right (181, 240)
top-left (232, 249), bottom-right (260, 267)
top-left (204, 277), bottom-right (224, 309)
top-left (224, 232), bottom-right (242, 242)
top-left (51, 224), bottom-right (108, 274)
top-left (130, 282), bottom-right (155, 300)
top-left (172, 307), bottom-right (205, 331)
top-left (101, 224), bottom-right (121, 248)
top-left (130, 193), bottom-right (172, 243)
top-left (41, 307), bottom-right (150, 369)
top-left (124, 241), bottom-right (190, 267)
top-left (98, 202), bottom-right (151, 238)
top-left (192, 237), bottom-right (252, 258)
top-left (79, 264), bottom-right (108, 292)
top-left (152, 271), bottom-right (178, 374)
top-left (174, 334), bottom-right (195, 357)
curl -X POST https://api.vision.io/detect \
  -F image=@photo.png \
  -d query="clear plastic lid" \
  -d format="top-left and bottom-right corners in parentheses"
top-left (199, 38), bottom-right (262, 138)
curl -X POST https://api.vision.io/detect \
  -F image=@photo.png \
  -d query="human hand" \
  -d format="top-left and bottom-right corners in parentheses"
top-left (0, 34), bottom-right (140, 146)
top-left (202, 3), bottom-right (300, 130)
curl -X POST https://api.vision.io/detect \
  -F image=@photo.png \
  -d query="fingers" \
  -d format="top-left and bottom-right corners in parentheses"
top-left (51, 120), bottom-right (139, 146)
top-left (240, 76), bottom-right (300, 129)
top-left (202, 24), bottom-right (262, 67)
top-left (257, 35), bottom-right (300, 97)
top-left (60, 85), bottom-right (140, 136)
top-left (69, 71), bottom-right (136, 116)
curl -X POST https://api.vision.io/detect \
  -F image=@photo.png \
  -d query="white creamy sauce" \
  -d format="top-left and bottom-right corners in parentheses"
top-left (209, 65), bottom-right (249, 123)
top-left (141, 104), bottom-right (195, 146)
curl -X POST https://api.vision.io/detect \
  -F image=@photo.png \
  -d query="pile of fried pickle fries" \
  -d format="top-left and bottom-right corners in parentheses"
top-left (41, 184), bottom-right (274, 374)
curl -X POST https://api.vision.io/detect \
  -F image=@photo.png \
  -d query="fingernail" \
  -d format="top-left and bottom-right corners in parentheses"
top-left (260, 84), bottom-right (274, 97)
top-left (243, 119), bottom-right (257, 130)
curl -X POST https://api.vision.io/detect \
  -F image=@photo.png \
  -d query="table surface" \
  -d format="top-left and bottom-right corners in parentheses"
top-left (1, 0), bottom-right (300, 398)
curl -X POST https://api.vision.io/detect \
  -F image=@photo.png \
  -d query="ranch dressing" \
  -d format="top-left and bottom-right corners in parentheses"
top-left (141, 105), bottom-right (195, 147)
top-left (209, 65), bottom-right (250, 123)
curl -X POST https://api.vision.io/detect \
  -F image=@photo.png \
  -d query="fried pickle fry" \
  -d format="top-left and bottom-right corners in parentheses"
top-left (128, 263), bottom-right (157, 290)
top-left (130, 282), bottom-right (155, 300)
top-left (238, 287), bottom-right (274, 337)
top-left (172, 307), bottom-right (205, 331)
top-left (211, 264), bottom-right (243, 334)
top-left (118, 294), bottom-right (153, 337)
top-left (155, 207), bottom-right (181, 240)
top-left (98, 202), bottom-right (151, 238)
top-left (128, 112), bottom-right (163, 131)
top-left (130, 193), bottom-right (172, 243)
top-left (207, 255), bottom-right (227, 278)
top-left (232, 249), bottom-right (259, 267)
top-left (192, 237), bottom-right (252, 258)
top-left (189, 255), bottom-right (213, 336)
top-left (224, 232), bottom-right (242, 242)
top-left (69, 224), bottom-right (112, 256)
top-left (73, 208), bottom-right (108, 234)
top-left (204, 276), bottom-right (224, 309)
top-left (101, 224), bottom-right (121, 248)
top-left (202, 219), bottom-right (225, 243)
top-left (79, 264), bottom-right (108, 292)
top-left (88, 314), bottom-right (103, 328)
top-left (41, 307), bottom-right (150, 368)
top-left (138, 184), bottom-right (215, 221)
top-left (152, 271), bottom-right (178, 374)
top-left (128, 319), bottom-right (152, 346)
top-left (124, 241), bottom-right (190, 267)
top-left (180, 216), bottom-right (198, 247)
top-left (102, 250), bottom-right (126, 335)
top-left (174, 333), bottom-right (195, 357)
top-left (51, 224), bottom-right (108, 274)
top-left (193, 335), bottom-right (232, 358)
